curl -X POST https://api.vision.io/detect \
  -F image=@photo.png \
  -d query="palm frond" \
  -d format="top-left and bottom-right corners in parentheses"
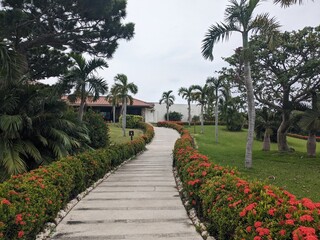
top-left (274, 0), bottom-right (305, 7)
top-left (202, 22), bottom-right (239, 60)
top-left (249, 13), bottom-right (281, 35)
top-left (0, 115), bottom-right (22, 133)
top-left (85, 58), bottom-right (108, 74)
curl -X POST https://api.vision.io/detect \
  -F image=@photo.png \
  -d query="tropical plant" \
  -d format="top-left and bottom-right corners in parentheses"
top-left (274, 0), bottom-right (312, 7)
top-left (206, 76), bottom-right (224, 143)
top-left (112, 74), bottom-right (138, 137)
top-left (159, 90), bottom-right (175, 121)
top-left (178, 86), bottom-right (196, 125)
top-left (192, 84), bottom-right (209, 134)
top-left (106, 86), bottom-right (121, 123)
top-left (0, 84), bottom-right (90, 181)
top-left (201, 0), bottom-right (280, 168)
top-left (165, 111), bottom-right (183, 121)
top-left (59, 53), bottom-right (108, 121)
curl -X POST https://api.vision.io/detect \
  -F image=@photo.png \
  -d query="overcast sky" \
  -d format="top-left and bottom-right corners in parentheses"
top-left (58, 1), bottom-right (320, 103)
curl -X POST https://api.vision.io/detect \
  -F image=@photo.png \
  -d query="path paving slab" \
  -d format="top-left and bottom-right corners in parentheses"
top-left (50, 127), bottom-right (202, 240)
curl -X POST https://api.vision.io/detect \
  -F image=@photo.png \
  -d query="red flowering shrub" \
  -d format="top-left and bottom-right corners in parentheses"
top-left (0, 123), bottom-right (154, 240)
top-left (163, 122), bottom-right (320, 240)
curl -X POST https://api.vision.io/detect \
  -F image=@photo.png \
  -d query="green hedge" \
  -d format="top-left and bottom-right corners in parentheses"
top-left (157, 121), bottom-right (320, 240)
top-left (119, 114), bottom-right (143, 128)
top-left (0, 123), bottom-right (154, 240)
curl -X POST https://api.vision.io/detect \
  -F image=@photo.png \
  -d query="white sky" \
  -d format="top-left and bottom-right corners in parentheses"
top-left (46, 0), bottom-right (320, 103)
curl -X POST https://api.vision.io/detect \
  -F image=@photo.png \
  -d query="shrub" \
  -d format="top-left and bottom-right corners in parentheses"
top-left (164, 111), bottom-right (183, 121)
top-left (119, 114), bottom-right (143, 128)
top-left (160, 122), bottom-right (320, 240)
top-left (0, 123), bottom-right (154, 240)
top-left (83, 109), bottom-right (110, 149)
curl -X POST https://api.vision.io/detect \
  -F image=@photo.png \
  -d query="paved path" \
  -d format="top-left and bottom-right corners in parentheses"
top-left (51, 127), bottom-right (202, 240)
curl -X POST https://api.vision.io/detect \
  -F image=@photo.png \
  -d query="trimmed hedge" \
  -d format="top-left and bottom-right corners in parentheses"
top-left (119, 114), bottom-right (144, 129)
top-left (0, 123), bottom-right (154, 240)
top-left (157, 121), bottom-right (320, 240)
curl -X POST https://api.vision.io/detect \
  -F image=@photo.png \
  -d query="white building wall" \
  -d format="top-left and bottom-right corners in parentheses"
top-left (145, 103), bottom-right (202, 123)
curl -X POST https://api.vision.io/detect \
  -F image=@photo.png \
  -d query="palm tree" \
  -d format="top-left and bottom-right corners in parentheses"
top-left (201, 0), bottom-right (280, 168)
top-left (298, 94), bottom-right (320, 157)
top-left (206, 77), bottom-right (224, 143)
top-left (178, 86), bottom-right (196, 125)
top-left (60, 53), bottom-right (108, 121)
top-left (106, 86), bottom-right (120, 123)
top-left (113, 74), bottom-right (138, 137)
top-left (159, 90), bottom-right (175, 121)
top-left (274, 0), bottom-right (311, 7)
top-left (192, 84), bottom-right (209, 134)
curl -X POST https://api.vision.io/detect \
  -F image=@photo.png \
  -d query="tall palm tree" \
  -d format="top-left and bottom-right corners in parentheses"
top-left (178, 86), bottom-right (196, 125)
top-left (159, 90), bottom-right (175, 121)
top-left (274, 0), bottom-right (311, 7)
top-left (106, 86), bottom-right (120, 123)
top-left (192, 84), bottom-right (209, 134)
top-left (206, 77), bottom-right (224, 143)
top-left (113, 74), bottom-right (138, 137)
top-left (60, 53), bottom-right (108, 121)
top-left (202, 0), bottom-right (280, 168)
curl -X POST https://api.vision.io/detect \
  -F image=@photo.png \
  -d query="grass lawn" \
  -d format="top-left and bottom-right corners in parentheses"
top-left (108, 123), bottom-right (144, 144)
top-left (186, 125), bottom-right (320, 202)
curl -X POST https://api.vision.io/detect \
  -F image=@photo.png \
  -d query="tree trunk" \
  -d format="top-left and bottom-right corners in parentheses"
top-left (188, 100), bottom-right (191, 126)
top-left (277, 111), bottom-right (291, 151)
top-left (122, 99), bottom-right (127, 137)
top-left (112, 105), bottom-right (116, 123)
top-left (200, 105), bottom-right (204, 134)
top-left (166, 105), bottom-right (169, 121)
top-left (215, 97), bottom-right (219, 143)
top-left (78, 100), bottom-right (85, 121)
top-left (262, 129), bottom-right (270, 151)
top-left (307, 132), bottom-right (316, 157)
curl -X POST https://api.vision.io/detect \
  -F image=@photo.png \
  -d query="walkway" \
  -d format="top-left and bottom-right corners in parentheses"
top-left (50, 127), bottom-right (203, 240)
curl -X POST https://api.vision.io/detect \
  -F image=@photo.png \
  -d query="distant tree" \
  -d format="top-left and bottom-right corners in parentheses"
top-left (0, 0), bottom-right (134, 79)
top-left (192, 84), bottom-right (209, 134)
top-left (165, 111), bottom-right (183, 121)
top-left (113, 74), bottom-right (138, 137)
top-left (106, 86), bottom-right (121, 123)
top-left (58, 53), bottom-right (108, 121)
top-left (202, 0), bottom-right (280, 168)
top-left (178, 86), bottom-right (196, 125)
top-left (159, 90), bottom-right (175, 121)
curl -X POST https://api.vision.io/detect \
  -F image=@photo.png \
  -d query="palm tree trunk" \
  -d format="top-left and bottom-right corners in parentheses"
top-left (262, 129), bottom-right (271, 151)
top-left (215, 97), bottom-right (219, 143)
top-left (307, 132), bottom-right (316, 157)
top-left (200, 105), bottom-right (204, 134)
top-left (112, 105), bottom-right (116, 123)
top-left (78, 99), bottom-right (85, 121)
top-left (188, 100), bottom-right (191, 126)
top-left (166, 105), bottom-right (169, 121)
top-left (242, 32), bottom-right (255, 168)
top-left (122, 99), bottom-right (127, 136)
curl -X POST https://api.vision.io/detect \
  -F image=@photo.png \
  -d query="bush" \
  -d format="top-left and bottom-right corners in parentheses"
top-left (83, 109), bottom-right (110, 149)
top-left (0, 123), bottom-right (154, 240)
top-left (119, 114), bottom-right (143, 128)
top-left (164, 111), bottom-right (183, 121)
top-left (159, 121), bottom-right (320, 240)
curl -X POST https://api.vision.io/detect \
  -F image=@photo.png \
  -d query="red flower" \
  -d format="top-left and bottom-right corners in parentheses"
top-left (246, 226), bottom-right (252, 233)
top-left (253, 236), bottom-right (262, 240)
top-left (285, 219), bottom-right (295, 225)
top-left (239, 210), bottom-right (246, 217)
top-left (15, 214), bottom-right (23, 224)
top-left (285, 213), bottom-right (292, 219)
top-left (279, 229), bottom-right (286, 236)
top-left (268, 208), bottom-right (276, 216)
top-left (18, 231), bottom-right (24, 238)
top-left (300, 214), bottom-right (314, 222)
top-left (202, 171), bottom-right (207, 177)
top-left (254, 221), bottom-right (262, 228)
top-left (301, 198), bottom-right (316, 210)
top-left (1, 199), bottom-right (11, 205)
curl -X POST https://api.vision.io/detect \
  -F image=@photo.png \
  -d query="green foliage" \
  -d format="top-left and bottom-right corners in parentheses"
top-left (119, 114), bottom-right (143, 129)
top-left (83, 110), bottom-right (109, 149)
top-left (164, 111), bottom-right (183, 121)
top-left (0, 123), bottom-right (154, 240)
top-left (161, 122), bottom-right (320, 239)
top-left (0, 0), bottom-right (134, 80)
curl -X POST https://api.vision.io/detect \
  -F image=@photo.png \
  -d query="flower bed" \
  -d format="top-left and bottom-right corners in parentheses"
top-left (157, 121), bottom-right (320, 240)
top-left (287, 133), bottom-right (320, 142)
top-left (0, 123), bottom-right (154, 240)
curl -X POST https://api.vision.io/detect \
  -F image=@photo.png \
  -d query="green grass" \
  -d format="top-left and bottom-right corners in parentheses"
top-left (108, 123), bottom-right (144, 144)
top-left (187, 125), bottom-right (320, 202)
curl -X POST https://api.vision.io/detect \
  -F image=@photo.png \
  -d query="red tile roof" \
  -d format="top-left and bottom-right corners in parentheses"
top-left (62, 96), bottom-right (154, 108)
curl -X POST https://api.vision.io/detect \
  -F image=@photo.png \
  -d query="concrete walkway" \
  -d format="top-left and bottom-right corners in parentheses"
top-left (50, 127), bottom-right (203, 240)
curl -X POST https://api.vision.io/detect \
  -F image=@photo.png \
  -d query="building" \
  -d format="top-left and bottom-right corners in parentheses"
top-left (62, 96), bottom-right (154, 122)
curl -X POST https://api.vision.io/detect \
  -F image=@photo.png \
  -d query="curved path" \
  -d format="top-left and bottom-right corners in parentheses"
top-left (51, 127), bottom-right (202, 240)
